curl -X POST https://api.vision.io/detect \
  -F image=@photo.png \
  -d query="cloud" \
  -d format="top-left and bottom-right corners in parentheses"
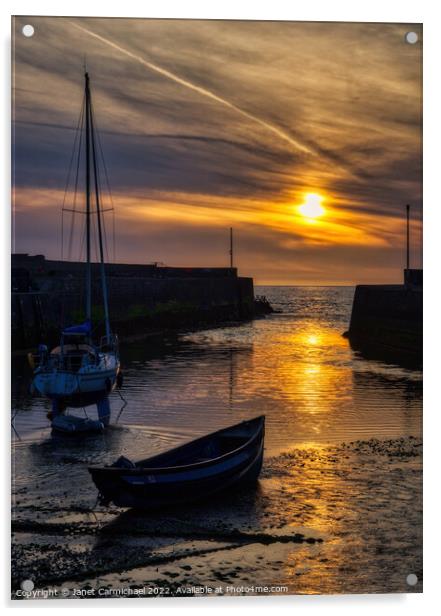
top-left (12, 17), bottom-right (422, 283)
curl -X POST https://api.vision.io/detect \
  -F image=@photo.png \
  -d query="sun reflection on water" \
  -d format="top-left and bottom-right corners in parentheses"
top-left (13, 287), bottom-right (422, 452)
top-left (262, 323), bottom-right (351, 421)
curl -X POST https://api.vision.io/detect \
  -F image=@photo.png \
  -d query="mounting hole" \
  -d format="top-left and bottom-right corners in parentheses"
top-left (20, 579), bottom-right (34, 591)
top-left (405, 31), bottom-right (418, 45)
top-left (22, 24), bottom-right (34, 38)
top-left (406, 573), bottom-right (418, 586)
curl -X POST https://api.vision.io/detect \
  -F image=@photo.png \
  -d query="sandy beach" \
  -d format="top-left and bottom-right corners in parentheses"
top-left (12, 435), bottom-right (422, 598)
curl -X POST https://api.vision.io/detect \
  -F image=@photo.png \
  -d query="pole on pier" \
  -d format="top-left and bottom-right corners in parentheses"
top-left (406, 204), bottom-right (410, 270)
top-left (229, 227), bottom-right (234, 269)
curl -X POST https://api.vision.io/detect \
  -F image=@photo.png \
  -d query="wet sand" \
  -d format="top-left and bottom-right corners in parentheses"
top-left (12, 436), bottom-right (422, 598)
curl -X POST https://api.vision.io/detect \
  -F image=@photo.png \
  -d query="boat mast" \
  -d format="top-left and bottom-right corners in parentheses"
top-left (88, 77), bottom-right (111, 342)
top-left (84, 72), bottom-right (92, 326)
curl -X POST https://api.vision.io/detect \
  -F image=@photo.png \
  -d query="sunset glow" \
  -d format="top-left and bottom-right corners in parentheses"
top-left (298, 194), bottom-right (326, 220)
top-left (12, 18), bottom-right (423, 285)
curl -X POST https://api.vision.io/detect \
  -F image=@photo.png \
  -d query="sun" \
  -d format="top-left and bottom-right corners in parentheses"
top-left (298, 193), bottom-right (325, 219)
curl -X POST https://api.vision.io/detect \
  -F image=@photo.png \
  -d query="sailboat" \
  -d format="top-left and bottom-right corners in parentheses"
top-left (32, 72), bottom-right (120, 429)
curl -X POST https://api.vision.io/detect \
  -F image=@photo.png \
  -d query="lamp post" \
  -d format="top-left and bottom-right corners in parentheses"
top-left (406, 204), bottom-right (410, 271)
top-left (229, 227), bottom-right (234, 269)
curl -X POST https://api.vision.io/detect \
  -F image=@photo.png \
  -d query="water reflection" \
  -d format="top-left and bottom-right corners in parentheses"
top-left (12, 287), bottom-right (422, 457)
top-left (11, 287), bottom-right (422, 597)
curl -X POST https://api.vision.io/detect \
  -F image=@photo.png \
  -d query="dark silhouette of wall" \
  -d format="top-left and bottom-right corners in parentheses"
top-left (347, 281), bottom-right (422, 367)
top-left (11, 255), bottom-right (254, 350)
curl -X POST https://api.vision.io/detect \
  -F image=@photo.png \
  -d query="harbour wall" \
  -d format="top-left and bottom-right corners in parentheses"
top-left (11, 255), bottom-right (255, 350)
top-left (347, 275), bottom-right (422, 367)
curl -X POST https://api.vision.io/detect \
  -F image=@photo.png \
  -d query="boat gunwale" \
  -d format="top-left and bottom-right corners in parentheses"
top-left (88, 415), bottom-right (265, 475)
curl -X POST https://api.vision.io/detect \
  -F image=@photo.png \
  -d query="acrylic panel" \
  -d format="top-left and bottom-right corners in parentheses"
top-left (11, 16), bottom-right (422, 599)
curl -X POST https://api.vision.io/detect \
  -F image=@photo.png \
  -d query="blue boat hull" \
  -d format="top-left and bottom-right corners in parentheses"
top-left (89, 416), bottom-right (265, 509)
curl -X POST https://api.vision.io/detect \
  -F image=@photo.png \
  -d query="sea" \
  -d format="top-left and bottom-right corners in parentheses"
top-left (12, 286), bottom-right (422, 464)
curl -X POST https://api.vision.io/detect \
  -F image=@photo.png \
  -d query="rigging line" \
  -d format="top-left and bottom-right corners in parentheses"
top-left (78, 202), bottom-right (87, 262)
top-left (98, 173), bottom-right (110, 264)
top-left (94, 113), bottom-right (115, 205)
top-left (68, 97), bottom-right (86, 262)
top-left (69, 116), bottom-right (84, 260)
top-left (62, 92), bottom-right (85, 260)
top-left (61, 209), bottom-right (64, 261)
top-left (87, 97), bottom-right (98, 265)
top-left (90, 111), bottom-right (110, 264)
top-left (90, 95), bottom-right (111, 339)
top-left (99, 177), bottom-right (111, 264)
top-left (90, 317), bottom-right (107, 337)
top-left (63, 207), bottom-right (114, 214)
top-left (112, 208), bottom-right (116, 263)
top-left (97, 159), bottom-right (110, 264)
top-left (94, 113), bottom-right (115, 261)
top-left (91, 196), bottom-right (99, 263)
top-left (115, 389), bottom-right (128, 424)
top-left (85, 72), bottom-right (93, 324)
top-left (11, 408), bottom-right (21, 440)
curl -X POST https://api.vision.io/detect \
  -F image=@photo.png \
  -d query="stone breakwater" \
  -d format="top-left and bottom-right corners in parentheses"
top-left (12, 436), bottom-right (422, 598)
top-left (12, 256), bottom-right (255, 350)
top-left (346, 282), bottom-right (422, 367)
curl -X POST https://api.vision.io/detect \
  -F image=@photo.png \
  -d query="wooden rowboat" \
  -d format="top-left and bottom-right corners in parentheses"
top-left (88, 416), bottom-right (265, 509)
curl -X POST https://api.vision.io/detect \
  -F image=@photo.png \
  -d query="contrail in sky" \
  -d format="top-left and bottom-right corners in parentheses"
top-left (69, 21), bottom-right (314, 156)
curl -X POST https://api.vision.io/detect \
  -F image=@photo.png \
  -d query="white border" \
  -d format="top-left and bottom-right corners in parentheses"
top-left (2, 1), bottom-right (439, 614)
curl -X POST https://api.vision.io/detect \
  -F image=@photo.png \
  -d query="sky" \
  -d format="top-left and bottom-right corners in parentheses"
top-left (12, 17), bottom-right (422, 284)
